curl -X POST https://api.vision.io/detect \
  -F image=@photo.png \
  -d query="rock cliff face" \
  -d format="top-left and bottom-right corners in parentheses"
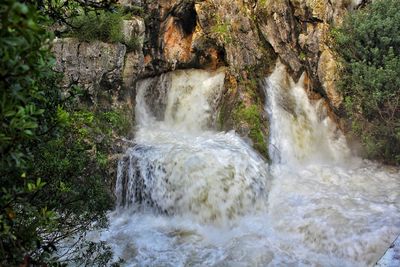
top-left (52, 17), bottom-right (145, 109)
top-left (256, 0), bottom-right (350, 108)
top-left (52, 0), bottom-right (363, 158)
top-left (53, 39), bottom-right (126, 106)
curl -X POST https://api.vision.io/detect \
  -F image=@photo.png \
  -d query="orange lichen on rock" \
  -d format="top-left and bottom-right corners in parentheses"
top-left (163, 17), bottom-right (193, 64)
top-left (144, 54), bottom-right (152, 65)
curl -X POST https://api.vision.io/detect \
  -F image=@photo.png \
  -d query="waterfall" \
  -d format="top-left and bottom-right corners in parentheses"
top-left (101, 64), bottom-right (400, 266)
top-left (265, 61), bottom-right (351, 166)
top-left (264, 62), bottom-right (400, 266)
top-left (115, 69), bottom-right (270, 223)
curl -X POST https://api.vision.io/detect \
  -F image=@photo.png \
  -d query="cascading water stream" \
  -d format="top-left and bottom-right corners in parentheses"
top-left (264, 62), bottom-right (400, 265)
top-left (114, 69), bottom-right (270, 223)
top-left (265, 62), bottom-right (351, 166)
top-left (101, 64), bottom-right (400, 266)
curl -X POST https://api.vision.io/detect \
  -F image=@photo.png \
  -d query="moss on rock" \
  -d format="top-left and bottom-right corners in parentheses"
top-left (233, 103), bottom-right (268, 158)
top-left (218, 72), bottom-right (270, 161)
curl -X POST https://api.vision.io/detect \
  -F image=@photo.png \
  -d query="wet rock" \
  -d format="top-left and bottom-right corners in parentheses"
top-left (254, 0), bottom-right (351, 107)
top-left (162, 15), bottom-right (194, 65)
top-left (257, 0), bottom-right (303, 79)
top-left (318, 49), bottom-right (342, 109)
top-left (50, 0), bottom-right (360, 159)
top-left (195, 0), bottom-right (269, 74)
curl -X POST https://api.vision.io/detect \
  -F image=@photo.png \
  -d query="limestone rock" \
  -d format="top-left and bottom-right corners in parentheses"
top-left (141, 0), bottom-right (272, 76)
top-left (163, 16), bottom-right (194, 65)
top-left (52, 15), bottom-right (146, 106)
top-left (123, 51), bottom-right (145, 90)
top-left (117, 0), bottom-right (143, 8)
top-left (53, 38), bottom-right (126, 106)
top-left (195, 0), bottom-right (267, 74)
top-left (257, 0), bottom-right (303, 78)
top-left (121, 17), bottom-right (146, 89)
top-left (122, 17), bottom-right (145, 48)
top-left (318, 49), bottom-right (342, 109)
top-left (256, 0), bottom-right (343, 81)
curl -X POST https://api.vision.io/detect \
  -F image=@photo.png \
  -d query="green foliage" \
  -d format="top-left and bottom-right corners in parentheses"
top-left (333, 0), bottom-right (400, 164)
top-left (0, 1), bottom-right (125, 265)
top-left (299, 51), bottom-right (307, 61)
top-left (68, 9), bottom-right (141, 51)
top-left (64, 240), bottom-right (124, 266)
top-left (124, 35), bottom-right (142, 52)
top-left (25, 0), bottom-right (118, 26)
top-left (30, 107), bottom-right (131, 264)
top-left (69, 11), bottom-right (123, 43)
top-left (233, 103), bottom-right (268, 157)
top-left (121, 3), bottom-right (145, 17)
top-left (211, 15), bottom-right (233, 44)
top-left (0, 0), bottom-right (60, 262)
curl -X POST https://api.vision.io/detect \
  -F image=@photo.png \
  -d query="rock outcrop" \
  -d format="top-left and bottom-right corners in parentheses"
top-left (52, 0), bottom-right (363, 158)
top-left (255, 0), bottom-right (353, 111)
top-left (52, 17), bottom-right (145, 109)
top-left (53, 38), bottom-right (126, 106)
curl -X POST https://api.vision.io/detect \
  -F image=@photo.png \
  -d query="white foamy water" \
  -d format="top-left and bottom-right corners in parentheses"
top-left (100, 64), bottom-right (400, 266)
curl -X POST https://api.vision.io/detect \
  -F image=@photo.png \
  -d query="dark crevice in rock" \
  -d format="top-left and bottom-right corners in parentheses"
top-left (170, 0), bottom-right (197, 35)
top-left (296, 17), bottom-right (324, 23)
top-left (357, 0), bottom-right (372, 9)
top-left (143, 4), bottom-right (162, 59)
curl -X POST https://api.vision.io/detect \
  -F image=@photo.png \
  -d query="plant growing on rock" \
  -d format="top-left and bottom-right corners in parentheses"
top-left (69, 10), bottom-right (124, 43)
top-left (211, 14), bottom-right (233, 44)
top-left (218, 74), bottom-right (269, 160)
top-left (65, 6), bottom-right (142, 52)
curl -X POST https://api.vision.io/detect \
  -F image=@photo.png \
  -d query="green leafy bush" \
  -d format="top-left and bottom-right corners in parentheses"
top-left (68, 9), bottom-right (141, 51)
top-left (0, 1), bottom-right (127, 265)
top-left (333, 0), bottom-right (400, 164)
top-left (69, 11), bottom-right (124, 43)
top-left (0, 3), bottom-right (61, 262)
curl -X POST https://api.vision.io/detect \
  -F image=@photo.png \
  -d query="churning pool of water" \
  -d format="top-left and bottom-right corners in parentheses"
top-left (96, 64), bottom-right (400, 266)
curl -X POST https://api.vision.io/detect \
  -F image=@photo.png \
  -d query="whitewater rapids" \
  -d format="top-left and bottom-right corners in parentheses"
top-left (99, 63), bottom-right (400, 266)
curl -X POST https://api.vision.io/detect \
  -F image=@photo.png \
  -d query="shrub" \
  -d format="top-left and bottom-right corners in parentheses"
top-left (333, 0), bottom-right (400, 164)
top-left (69, 11), bottom-right (124, 43)
top-left (0, 1), bottom-right (125, 264)
top-left (68, 9), bottom-right (141, 52)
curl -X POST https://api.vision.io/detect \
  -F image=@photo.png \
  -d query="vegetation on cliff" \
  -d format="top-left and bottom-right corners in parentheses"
top-left (68, 9), bottom-right (142, 52)
top-left (334, 0), bottom-right (400, 164)
top-left (0, 1), bottom-right (129, 265)
top-left (218, 75), bottom-right (270, 160)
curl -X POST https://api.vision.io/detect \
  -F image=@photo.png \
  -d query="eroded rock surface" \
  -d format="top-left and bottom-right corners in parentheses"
top-left (52, 0), bottom-right (364, 158)
top-left (52, 17), bottom-right (145, 108)
top-left (255, 0), bottom-right (352, 108)
top-left (53, 38), bottom-right (126, 105)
